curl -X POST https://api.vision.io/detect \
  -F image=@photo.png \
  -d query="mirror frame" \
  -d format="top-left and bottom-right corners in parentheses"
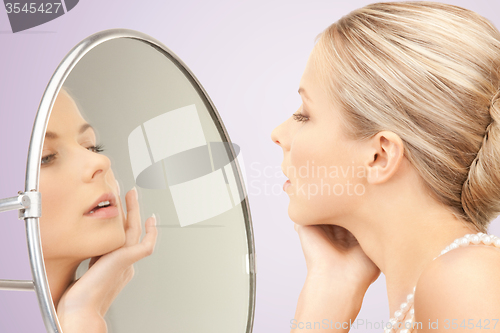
top-left (3, 28), bottom-right (256, 333)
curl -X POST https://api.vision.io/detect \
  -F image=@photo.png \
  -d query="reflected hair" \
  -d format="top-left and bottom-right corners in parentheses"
top-left (314, 1), bottom-right (500, 232)
top-left (58, 86), bottom-right (87, 121)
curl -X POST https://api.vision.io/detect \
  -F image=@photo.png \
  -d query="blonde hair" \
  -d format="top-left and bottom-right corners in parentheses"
top-left (314, 1), bottom-right (500, 233)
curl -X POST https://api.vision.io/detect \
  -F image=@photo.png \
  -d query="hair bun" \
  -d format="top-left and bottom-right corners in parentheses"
top-left (462, 88), bottom-right (500, 229)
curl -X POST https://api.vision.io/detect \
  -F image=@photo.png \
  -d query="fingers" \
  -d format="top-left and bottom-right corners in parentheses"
top-left (141, 215), bottom-right (158, 256)
top-left (73, 214), bottom-right (157, 311)
top-left (121, 214), bottom-right (158, 265)
top-left (124, 187), bottom-right (142, 246)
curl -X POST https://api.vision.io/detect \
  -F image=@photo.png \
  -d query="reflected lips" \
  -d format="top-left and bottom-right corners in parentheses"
top-left (84, 192), bottom-right (119, 219)
top-left (283, 180), bottom-right (291, 191)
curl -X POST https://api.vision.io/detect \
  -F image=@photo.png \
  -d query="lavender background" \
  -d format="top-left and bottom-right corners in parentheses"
top-left (1, 1), bottom-right (500, 332)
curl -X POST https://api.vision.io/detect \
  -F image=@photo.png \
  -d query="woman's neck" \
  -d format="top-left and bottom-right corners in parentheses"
top-left (44, 258), bottom-right (81, 309)
top-left (367, 213), bottom-right (475, 316)
top-left (341, 164), bottom-right (479, 316)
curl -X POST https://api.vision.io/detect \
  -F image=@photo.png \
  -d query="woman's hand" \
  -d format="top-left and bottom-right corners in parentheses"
top-left (56, 188), bottom-right (158, 333)
top-left (291, 224), bottom-right (380, 332)
top-left (294, 223), bottom-right (380, 289)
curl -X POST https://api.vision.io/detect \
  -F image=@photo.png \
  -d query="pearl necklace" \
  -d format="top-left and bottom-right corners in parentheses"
top-left (384, 232), bottom-right (500, 333)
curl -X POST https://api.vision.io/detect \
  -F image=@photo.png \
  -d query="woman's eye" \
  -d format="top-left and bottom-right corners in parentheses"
top-left (41, 154), bottom-right (56, 165)
top-left (87, 144), bottom-right (105, 153)
top-left (293, 112), bottom-right (309, 122)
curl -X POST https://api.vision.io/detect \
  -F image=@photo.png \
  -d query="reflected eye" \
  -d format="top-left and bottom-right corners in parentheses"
top-left (41, 153), bottom-right (56, 165)
top-left (40, 144), bottom-right (104, 166)
top-left (293, 112), bottom-right (309, 122)
top-left (88, 143), bottom-right (105, 153)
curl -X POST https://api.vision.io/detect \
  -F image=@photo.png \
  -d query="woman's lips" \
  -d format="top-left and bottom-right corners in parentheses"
top-left (84, 192), bottom-right (119, 219)
top-left (84, 206), bottom-right (119, 219)
top-left (283, 179), bottom-right (291, 191)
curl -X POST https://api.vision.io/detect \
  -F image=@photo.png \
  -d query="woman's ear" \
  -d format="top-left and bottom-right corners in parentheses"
top-left (364, 131), bottom-right (404, 184)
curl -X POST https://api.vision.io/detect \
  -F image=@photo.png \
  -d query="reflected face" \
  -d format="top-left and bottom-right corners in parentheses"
top-left (270, 47), bottom-right (367, 226)
top-left (39, 89), bottom-right (126, 261)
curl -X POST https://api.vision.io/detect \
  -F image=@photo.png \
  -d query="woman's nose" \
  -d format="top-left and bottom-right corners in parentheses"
top-left (271, 119), bottom-right (289, 150)
top-left (82, 149), bottom-right (112, 182)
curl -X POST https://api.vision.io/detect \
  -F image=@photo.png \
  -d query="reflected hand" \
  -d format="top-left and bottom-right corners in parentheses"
top-left (294, 223), bottom-right (380, 289)
top-left (57, 188), bottom-right (158, 333)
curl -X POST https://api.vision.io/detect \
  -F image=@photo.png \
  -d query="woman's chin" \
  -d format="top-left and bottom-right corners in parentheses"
top-left (288, 208), bottom-right (311, 226)
top-left (118, 232), bottom-right (127, 248)
top-left (288, 205), bottom-right (300, 223)
top-left (288, 208), bottom-right (325, 226)
top-left (112, 232), bottom-right (127, 250)
top-left (95, 233), bottom-right (127, 257)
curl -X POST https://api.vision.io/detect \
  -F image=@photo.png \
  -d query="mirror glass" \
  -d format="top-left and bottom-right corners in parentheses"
top-left (40, 36), bottom-right (254, 332)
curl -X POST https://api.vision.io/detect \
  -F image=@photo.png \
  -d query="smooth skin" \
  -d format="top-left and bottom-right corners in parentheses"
top-left (39, 89), bottom-right (157, 332)
top-left (271, 45), bottom-right (500, 332)
top-left (57, 188), bottom-right (157, 332)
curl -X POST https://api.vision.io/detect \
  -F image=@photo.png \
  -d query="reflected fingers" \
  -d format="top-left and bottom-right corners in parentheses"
top-left (121, 214), bottom-right (158, 265)
top-left (140, 215), bottom-right (158, 257)
top-left (124, 187), bottom-right (142, 246)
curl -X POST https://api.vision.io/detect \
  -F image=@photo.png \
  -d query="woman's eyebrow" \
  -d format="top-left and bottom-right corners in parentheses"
top-left (45, 131), bottom-right (58, 140)
top-left (44, 124), bottom-right (94, 140)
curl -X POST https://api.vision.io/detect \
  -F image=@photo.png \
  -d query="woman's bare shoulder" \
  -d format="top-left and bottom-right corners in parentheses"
top-left (413, 245), bottom-right (500, 331)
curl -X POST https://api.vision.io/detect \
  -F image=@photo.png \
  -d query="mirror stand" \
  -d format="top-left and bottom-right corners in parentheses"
top-left (0, 190), bottom-right (61, 332)
top-left (0, 191), bottom-right (41, 218)
top-left (0, 191), bottom-right (40, 291)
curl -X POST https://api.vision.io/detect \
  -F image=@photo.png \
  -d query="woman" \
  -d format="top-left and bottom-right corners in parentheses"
top-left (39, 87), bottom-right (158, 332)
top-left (271, 2), bottom-right (500, 332)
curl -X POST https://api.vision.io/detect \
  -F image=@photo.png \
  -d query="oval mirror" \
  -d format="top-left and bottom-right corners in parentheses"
top-left (0, 29), bottom-right (255, 333)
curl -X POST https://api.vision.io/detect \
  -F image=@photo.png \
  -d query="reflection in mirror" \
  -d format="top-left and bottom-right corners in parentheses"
top-left (40, 36), bottom-right (254, 332)
top-left (39, 87), bottom-right (158, 331)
